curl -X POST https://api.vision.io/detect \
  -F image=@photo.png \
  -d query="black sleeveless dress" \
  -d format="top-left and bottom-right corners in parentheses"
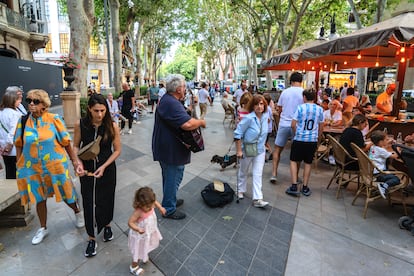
top-left (79, 118), bottom-right (117, 237)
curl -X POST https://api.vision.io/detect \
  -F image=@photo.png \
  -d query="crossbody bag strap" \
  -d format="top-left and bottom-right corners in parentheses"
top-left (0, 119), bottom-right (9, 134)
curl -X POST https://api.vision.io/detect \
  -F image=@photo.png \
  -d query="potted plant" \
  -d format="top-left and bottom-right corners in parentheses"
top-left (57, 53), bottom-right (80, 91)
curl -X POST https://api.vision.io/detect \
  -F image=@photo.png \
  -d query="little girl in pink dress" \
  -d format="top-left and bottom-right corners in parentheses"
top-left (128, 187), bottom-right (166, 275)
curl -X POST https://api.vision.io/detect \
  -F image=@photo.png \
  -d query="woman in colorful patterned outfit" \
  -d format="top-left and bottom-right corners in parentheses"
top-left (73, 94), bottom-right (121, 257)
top-left (14, 89), bottom-right (84, 245)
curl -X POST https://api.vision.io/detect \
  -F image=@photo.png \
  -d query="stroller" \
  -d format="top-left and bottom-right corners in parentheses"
top-left (392, 144), bottom-right (414, 234)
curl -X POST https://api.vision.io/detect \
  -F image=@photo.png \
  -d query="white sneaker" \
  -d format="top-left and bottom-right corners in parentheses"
top-left (328, 155), bottom-right (336, 165)
top-left (237, 192), bottom-right (244, 199)
top-left (377, 183), bottom-right (387, 199)
top-left (120, 130), bottom-right (125, 135)
top-left (253, 199), bottom-right (269, 208)
top-left (32, 227), bottom-right (49, 245)
top-left (75, 211), bottom-right (85, 228)
top-left (128, 129), bottom-right (132, 134)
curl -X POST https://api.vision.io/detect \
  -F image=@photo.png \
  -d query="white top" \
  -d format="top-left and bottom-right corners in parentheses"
top-left (233, 88), bottom-right (247, 105)
top-left (368, 145), bottom-right (392, 174)
top-left (0, 108), bottom-right (21, 156)
top-left (158, 87), bottom-right (166, 100)
top-left (277, 86), bottom-right (304, 127)
top-left (106, 99), bottom-right (119, 123)
top-left (323, 109), bottom-right (342, 123)
top-left (16, 103), bottom-right (27, 116)
top-left (198, 88), bottom-right (210, 104)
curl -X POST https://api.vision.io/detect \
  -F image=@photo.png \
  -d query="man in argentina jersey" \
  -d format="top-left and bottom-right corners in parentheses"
top-left (286, 89), bottom-right (324, 197)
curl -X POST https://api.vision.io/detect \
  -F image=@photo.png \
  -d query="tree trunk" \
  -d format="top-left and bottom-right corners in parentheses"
top-left (108, 0), bottom-right (122, 92)
top-left (67, 0), bottom-right (94, 97)
top-left (134, 22), bottom-right (144, 87)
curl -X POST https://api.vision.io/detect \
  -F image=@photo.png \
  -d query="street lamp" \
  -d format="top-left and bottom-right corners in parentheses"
top-left (154, 47), bottom-right (161, 82)
top-left (318, 13), bottom-right (337, 40)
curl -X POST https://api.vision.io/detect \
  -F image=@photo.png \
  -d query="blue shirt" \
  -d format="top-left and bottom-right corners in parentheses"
top-left (234, 111), bottom-right (268, 154)
top-left (152, 94), bottom-right (192, 165)
top-left (293, 103), bottom-right (324, 142)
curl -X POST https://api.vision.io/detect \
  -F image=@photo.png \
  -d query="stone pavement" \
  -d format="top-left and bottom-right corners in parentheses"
top-left (1, 99), bottom-right (414, 275)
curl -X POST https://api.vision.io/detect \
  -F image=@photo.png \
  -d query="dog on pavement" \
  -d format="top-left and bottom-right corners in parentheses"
top-left (211, 154), bottom-right (237, 171)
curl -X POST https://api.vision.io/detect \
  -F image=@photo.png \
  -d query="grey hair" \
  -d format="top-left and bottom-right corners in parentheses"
top-left (5, 86), bottom-right (23, 94)
top-left (165, 74), bottom-right (185, 94)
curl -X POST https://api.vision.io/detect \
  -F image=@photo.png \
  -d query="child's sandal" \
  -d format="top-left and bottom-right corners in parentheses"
top-left (129, 265), bottom-right (144, 275)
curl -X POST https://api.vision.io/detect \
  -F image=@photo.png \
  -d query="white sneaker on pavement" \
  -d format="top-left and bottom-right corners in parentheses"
top-left (75, 211), bottom-right (85, 228)
top-left (237, 192), bottom-right (244, 199)
top-left (328, 155), bottom-right (336, 165)
top-left (32, 227), bottom-right (49, 245)
top-left (128, 129), bottom-right (133, 134)
top-left (253, 199), bottom-right (269, 208)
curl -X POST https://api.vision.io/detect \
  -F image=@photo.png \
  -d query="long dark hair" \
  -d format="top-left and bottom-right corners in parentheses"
top-left (86, 93), bottom-right (115, 142)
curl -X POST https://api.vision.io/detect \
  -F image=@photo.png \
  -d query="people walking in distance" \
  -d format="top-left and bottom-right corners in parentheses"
top-left (120, 83), bottom-right (135, 135)
top-left (233, 81), bottom-right (248, 106)
top-left (198, 82), bottom-right (211, 120)
top-left (106, 92), bottom-right (120, 124)
top-left (185, 88), bottom-right (198, 119)
top-left (285, 89), bottom-right (324, 197)
top-left (73, 93), bottom-right (121, 257)
top-left (147, 80), bottom-right (159, 114)
top-left (270, 72), bottom-right (304, 184)
top-left (128, 187), bottom-right (165, 275)
top-left (209, 83), bottom-right (216, 106)
top-left (14, 89), bottom-right (84, 245)
top-left (263, 93), bottom-right (275, 158)
top-left (234, 94), bottom-right (269, 208)
top-left (152, 74), bottom-right (206, 220)
top-left (340, 82), bottom-right (348, 102)
top-left (158, 82), bottom-right (166, 103)
top-left (0, 91), bottom-right (23, 179)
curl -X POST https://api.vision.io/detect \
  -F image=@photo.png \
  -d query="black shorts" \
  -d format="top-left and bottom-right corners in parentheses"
top-left (290, 141), bottom-right (317, 164)
top-left (149, 99), bottom-right (158, 105)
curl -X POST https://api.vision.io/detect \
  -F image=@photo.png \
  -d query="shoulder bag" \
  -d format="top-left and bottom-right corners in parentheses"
top-left (156, 110), bottom-right (204, 153)
top-left (243, 117), bottom-right (262, 157)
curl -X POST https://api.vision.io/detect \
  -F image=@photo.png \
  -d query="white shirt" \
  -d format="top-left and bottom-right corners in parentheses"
top-left (369, 145), bottom-right (392, 174)
top-left (323, 109), bottom-right (342, 123)
top-left (16, 103), bottom-right (27, 116)
top-left (0, 108), bottom-right (21, 156)
top-left (106, 99), bottom-right (119, 123)
top-left (233, 88), bottom-right (247, 105)
top-left (158, 87), bottom-right (166, 100)
top-left (198, 88), bottom-right (209, 104)
top-left (278, 86), bottom-right (304, 127)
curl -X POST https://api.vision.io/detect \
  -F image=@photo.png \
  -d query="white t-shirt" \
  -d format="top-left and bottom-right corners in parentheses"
top-left (323, 109), bottom-right (342, 123)
top-left (158, 87), bottom-right (166, 100)
top-left (233, 88), bottom-right (247, 105)
top-left (198, 88), bottom-right (209, 104)
top-left (277, 86), bottom-right (304, 127)
top-left (369, 145), bottom-right (392, 174)
top-left (0, 107), bottom-right (21, 156)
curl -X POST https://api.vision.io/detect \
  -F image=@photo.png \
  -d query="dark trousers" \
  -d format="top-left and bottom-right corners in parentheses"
top-left (80, 171), bottom-right (116, 238)
top-left (376, 173), bottom-right (400, 187)
top-left (121, 110), bottom-right (133, 129)
top-left (2, 155), bottom-right (16, 179)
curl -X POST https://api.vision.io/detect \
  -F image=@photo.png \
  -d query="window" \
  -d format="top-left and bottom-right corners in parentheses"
top-left (59, 33), bottom-right (69, 54)
top-left (44, 0), bottom-right (50, 22)
top-left (44, 34), bottom-right (52, 53)
top-left (57, 3), bottom-right (68, 21)
top-left (89, 38), bottom-right (100, 55)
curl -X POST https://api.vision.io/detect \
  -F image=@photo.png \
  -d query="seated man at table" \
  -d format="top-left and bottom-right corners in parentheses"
top-left (368, 130), bottom-right (400, 199)
top-left (324, 100), bottom-right (342, 127)
top-left (376, 83), bottom-right (395, 114)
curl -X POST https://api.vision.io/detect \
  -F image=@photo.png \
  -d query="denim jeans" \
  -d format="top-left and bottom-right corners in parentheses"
top-left (160, 161), bottom-right (185, 215)
top-left (376, 173), bottom-right (400, 187)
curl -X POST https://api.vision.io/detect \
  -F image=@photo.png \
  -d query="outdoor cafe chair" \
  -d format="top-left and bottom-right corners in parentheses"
top-left (222, 103), bottom-right (236, 129)
top-left (350, 142), bottom-right (409, 219)
top-left (326, 134), bottom-right (360, 199)
top-left (313, 133), bottom-right (330, 171)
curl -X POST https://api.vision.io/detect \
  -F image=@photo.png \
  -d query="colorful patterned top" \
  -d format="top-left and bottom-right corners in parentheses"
top-left (14, 113), bottom-right (77, 205)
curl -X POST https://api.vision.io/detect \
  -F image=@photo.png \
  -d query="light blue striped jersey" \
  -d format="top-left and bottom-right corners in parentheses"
top-left (292, 103), bottom-right (324, 142)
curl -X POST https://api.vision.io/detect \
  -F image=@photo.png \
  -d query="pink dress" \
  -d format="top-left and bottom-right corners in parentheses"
top-left (128, 208), bottom-right (162, 262)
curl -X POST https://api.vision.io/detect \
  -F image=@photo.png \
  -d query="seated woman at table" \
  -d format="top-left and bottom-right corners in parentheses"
top-left (339, 114), bottom-right (371, 170)
top-left (360, 95), bottom-right (372, 114)
top-left (323, 100), bottom-right (342, 127)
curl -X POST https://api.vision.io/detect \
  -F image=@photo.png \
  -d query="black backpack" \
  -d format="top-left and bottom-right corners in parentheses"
top-left (201, 182), bottom-right (234, 208)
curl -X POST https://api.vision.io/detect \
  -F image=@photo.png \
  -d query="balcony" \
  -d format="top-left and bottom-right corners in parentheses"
top-left (0, 3), bottom-right (48, 52)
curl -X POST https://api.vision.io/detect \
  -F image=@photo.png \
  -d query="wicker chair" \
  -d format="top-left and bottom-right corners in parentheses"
top-left (350, 142), bottom-right (409, 218)
top-left (222, 103), bottom-right (235, 129)
top-left (326, 134), bottom-right (360, 199)
top-left (313, 133), bottom-right (330, 171)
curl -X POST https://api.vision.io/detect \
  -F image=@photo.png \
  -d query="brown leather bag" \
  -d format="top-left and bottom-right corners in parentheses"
top-left (78, 135), bottom-right (102, 161)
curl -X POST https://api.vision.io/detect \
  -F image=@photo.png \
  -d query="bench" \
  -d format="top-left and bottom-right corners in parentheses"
top-left (0, 179), bottom-right (33, 227)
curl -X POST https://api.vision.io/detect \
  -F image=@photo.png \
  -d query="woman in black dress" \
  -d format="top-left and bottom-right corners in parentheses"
top-left (73, 94), bottom-right (121, 257)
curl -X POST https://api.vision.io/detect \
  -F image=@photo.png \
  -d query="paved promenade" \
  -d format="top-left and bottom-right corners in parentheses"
top-left (0, 99), bottom-right (414, 275)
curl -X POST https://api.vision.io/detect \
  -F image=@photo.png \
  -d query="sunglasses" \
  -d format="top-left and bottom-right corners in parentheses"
top-left (25, 98), bottom-right (41, 105)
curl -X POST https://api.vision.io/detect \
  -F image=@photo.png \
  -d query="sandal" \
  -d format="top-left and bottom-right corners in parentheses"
top-left (130, 265), bottom-right (144, 275)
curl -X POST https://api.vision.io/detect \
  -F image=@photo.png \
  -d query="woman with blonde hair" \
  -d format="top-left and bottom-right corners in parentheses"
top-left (14, 89), bottom-right (84, 245)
